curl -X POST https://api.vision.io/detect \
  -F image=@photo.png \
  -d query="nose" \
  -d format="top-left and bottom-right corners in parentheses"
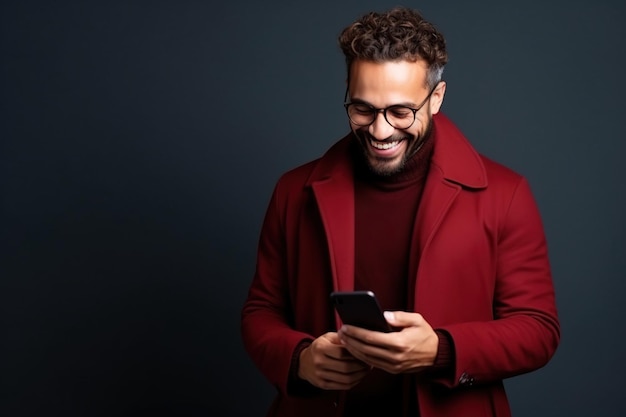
top-left (368, 110), bottom-right (395, 140)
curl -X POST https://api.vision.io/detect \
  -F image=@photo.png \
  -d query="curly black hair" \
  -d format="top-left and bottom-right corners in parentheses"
top-left (338, 7), bottom-right (448, 88)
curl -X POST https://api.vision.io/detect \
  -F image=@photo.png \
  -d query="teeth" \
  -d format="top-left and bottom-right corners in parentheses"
top-left (370, 140), bottom-right (399, 150)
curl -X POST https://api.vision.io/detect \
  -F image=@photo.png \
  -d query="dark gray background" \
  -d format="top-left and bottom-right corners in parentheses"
top-left (2, 1), bottom-right (625, 416)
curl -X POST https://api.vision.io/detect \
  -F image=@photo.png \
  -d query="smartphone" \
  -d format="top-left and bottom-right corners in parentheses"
top-left (330, 290), bottom-right (392, 332)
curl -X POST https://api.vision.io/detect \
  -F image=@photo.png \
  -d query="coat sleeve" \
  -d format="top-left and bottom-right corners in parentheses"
top-left (438, 177), bottom-right (560, 387)
top-left (240, 179), bottom-right (314, 396)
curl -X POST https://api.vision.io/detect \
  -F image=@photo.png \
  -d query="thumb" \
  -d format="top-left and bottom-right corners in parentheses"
top-left (323, 332), bottom-right (342, 344)
top-left (384, 310), bottom-right (423, 327)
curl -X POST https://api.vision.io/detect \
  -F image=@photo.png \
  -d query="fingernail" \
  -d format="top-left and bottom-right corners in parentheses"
top-left (384, 311), bottom-right (394, 321)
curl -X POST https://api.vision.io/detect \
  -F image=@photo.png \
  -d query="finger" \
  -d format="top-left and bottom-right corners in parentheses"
top-left (312, 367), bottom-right (371, 390)
top-left (314, 339), bottom-right (370, 371)
top-left (321, 332), bottom-right (343, 344)
top-left (383, 311), bottom-right (423, 327)
top-left (321, 355), bottom-right (371, 373)
top-left (341, 332), bottom-right (394, 360)
top-left (338, 334), bottom-right (389, 368)
top-left (340, 339), bottom-right (406, 373)
top-left (323, 342), bottom-right (363, 361)
top-left (321, 332), bottom-right (363, 360)
top-left (339, 325), bottom-right (390, 349)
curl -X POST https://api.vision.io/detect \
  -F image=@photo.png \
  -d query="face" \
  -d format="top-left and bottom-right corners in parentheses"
top-left (347, 60), bottom-right (446, 176)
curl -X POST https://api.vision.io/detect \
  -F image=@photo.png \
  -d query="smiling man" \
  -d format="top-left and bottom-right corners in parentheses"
top-left (241, 6), bottom-right (560, 417)
top-left (346, 59), bottom-right (443, 176)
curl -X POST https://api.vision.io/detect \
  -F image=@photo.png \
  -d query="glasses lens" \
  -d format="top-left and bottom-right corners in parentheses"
top-left (347, 103), bottom-right (375, 126)
top-left (385, 106), bottom-right (415, 129)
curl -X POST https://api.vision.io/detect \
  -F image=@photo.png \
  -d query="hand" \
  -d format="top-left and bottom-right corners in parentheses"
top-left (298, 332), bottom-right (371, 390)
top-left (338, 311), bottom-right (439, 374)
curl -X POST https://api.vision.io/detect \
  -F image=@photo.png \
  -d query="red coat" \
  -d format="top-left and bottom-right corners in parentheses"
top-left (241, 113), bottom-right (560, 417)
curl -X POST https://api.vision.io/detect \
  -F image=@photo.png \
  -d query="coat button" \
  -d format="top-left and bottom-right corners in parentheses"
top-left (459, 372), bottom-right (474, 386)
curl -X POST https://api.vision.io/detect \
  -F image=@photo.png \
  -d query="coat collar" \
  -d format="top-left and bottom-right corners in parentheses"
top-left (429, 113), bottom-right (487, 189)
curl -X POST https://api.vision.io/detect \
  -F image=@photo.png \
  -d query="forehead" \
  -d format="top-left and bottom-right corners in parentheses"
top-left (348, 60), bottom-right (429, 105)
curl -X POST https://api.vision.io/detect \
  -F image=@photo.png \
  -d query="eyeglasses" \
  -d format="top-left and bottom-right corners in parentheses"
top-left (343, 83), bottom-right (438, 129)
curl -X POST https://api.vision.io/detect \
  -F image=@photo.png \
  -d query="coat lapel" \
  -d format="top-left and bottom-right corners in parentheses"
top-left (409, 113), bottom-right (488, 308)
top-left (312, 177), bottom-right (355, 292)
top-left (308, 137), bottom-right (356, 293)
top-left (413, 169), bottom-right (461, 260)
top-left (414, 113), bottom-right (488, 251)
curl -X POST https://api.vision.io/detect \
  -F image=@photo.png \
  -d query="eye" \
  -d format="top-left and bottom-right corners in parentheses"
top-left (387, 106), bottom-right (413, 119)
top-left (351, 103), bottom-right (374, 115)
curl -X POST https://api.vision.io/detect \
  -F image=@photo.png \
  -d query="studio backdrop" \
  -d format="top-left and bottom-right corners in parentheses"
top-left (2, 1), bottom-right (625, 416)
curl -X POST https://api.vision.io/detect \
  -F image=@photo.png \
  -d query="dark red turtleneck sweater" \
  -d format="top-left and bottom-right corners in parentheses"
top-left (352, 135), bottom-right (433, 313)
top-left (344, 134), bottom-right (453, 416)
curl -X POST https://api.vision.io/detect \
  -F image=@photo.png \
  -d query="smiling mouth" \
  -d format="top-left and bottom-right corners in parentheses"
top-left (369, 139), bottom-right (401, 150)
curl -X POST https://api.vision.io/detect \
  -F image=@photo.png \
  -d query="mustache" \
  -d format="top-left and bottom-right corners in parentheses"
top-left (355, 130), bottom-right (410, 143)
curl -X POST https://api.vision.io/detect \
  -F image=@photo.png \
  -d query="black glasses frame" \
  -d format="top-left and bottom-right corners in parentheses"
top-left (343, 83), bottom-right (439, 129)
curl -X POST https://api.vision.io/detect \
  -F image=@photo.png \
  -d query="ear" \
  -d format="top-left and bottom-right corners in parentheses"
top-left (429, 81), bottom-right (447, 114)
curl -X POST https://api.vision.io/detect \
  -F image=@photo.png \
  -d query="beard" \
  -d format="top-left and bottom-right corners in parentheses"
top-left (353, 116), bottom-right (433, 177)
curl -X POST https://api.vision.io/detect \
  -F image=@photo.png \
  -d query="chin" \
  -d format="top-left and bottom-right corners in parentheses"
top-left (367, 155), bottom-right (405, 177)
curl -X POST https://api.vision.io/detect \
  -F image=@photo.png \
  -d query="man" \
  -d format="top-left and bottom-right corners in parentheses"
top-left (241, 6), bottom-right (559, 417)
